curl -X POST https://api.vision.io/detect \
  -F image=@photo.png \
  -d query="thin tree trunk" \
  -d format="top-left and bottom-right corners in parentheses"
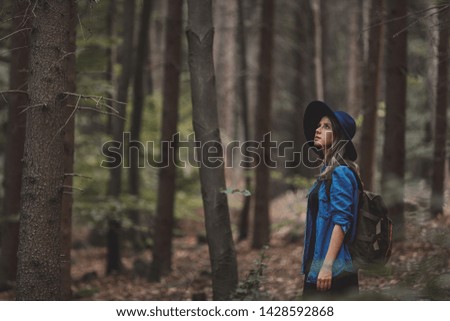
top-left (320, 0), bottom-right (328, 100)
top-left (423, 7), bottom-right (439, 181)
top-left (148, 0), bottom-right (164, 93)
top-left (213, 0), bottom-right (238, 147)
top-left (128, 0), bottom-right (153, 250)
top-left (236, 0), bottom-right (251, 241)
top-left (430, 3), bottom-right (449, 218)
top-left (0, 0), bottom-right (30, 288)
top-left (130, 0), bottom-right (152, 198)
top-left (106, 0), bottom-right (117, 135)
top-left (292, 0), bottom-right (314, 179)
top-left (359, 0), bottom-right (384, 191)
top-left (150, 0), bottom-right (183, 281)
top-left (346, 0), bottom-right (364, 116)
top-left (60, 0), bottom-right (77, 300)
top-left (381, 0), bottom-right (408, 241)
top-left (186, 0), bottom-right (238, 300)
top-left (310, 0), bottom-right (324, 100)
top-left (107, 0), bottom-right (136, 275)
top-left (252, 0), bottom-right (275, 250)
top-left (16, 0), bottom-right (75, 300)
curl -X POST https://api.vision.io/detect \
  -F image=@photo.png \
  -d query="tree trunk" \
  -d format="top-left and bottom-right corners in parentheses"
top-left (148, 0), bottom-right (165, 93)
top-left (236, 0), bottom-right (252, 241)
top-left (430, 3), bottom-right (449, 218)
top-left (105, 0), bottom-right (117, 135)
top-left (128, 0), bottom-right (153, 250)
top-left (186, 0), bottom-right (238, 300)
top-left (107, 0), bottom-right (136, 275)
top-left (0, 0), bottom-right (30, 288)
top-left (60, 0), bottom-right (77, 300)
top-left (359, 0), bottom-right (384, 191)
top-left (292, 0), bottom-right (314, 179)
top-left (346, 0), bottom-right (364, 116)
top-left (381, 0), bottom-right (408, 241)
top-left (251, 0), bottom-right (275, 250)
top-left (310, 0), bottom-right (324, 100)
top-left (150, 0), bottom-right (183, 281)
top-left (423, 6), bottom-right (439, 181)
top-left (213, 0), bottom-right (238, 148)
top-left (16, 0), bottom-right (75, 300)
top-left (320, 0), bottom-right (329, 100)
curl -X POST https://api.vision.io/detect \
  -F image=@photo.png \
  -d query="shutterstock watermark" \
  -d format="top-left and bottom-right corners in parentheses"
top-left (100, 132), bottom-right (350, 170)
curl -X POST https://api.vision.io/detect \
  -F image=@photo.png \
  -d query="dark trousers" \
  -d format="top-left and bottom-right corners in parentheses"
top-left (302, 271), bottom-right (359, 301)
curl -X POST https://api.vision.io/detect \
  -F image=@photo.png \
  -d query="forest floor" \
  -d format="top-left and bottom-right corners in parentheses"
top-left (1, 182), bottom-right (449, 301)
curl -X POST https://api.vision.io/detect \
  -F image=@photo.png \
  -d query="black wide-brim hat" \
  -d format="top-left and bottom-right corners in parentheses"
top-left (304, 100), bottom-right (358, 161)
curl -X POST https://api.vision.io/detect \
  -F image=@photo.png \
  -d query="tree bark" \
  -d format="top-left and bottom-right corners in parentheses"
top-left (381, 0), bottom-right (408, 241)
top-left (130, 0), bottom-right (152, 198)
top-left (107, 0), bottom-right (136, 275)
top-left (430, 3), bottom-right (449, 218)
top-left (346, 0), bottom-right (364, 116)
top-left (59, 0), bottom-right (77, 300)
top-left (0, 0), bottom-right (30, 288)
top-left (150, 0), bottom-right (183, 281)
top-left (359, 0), bottom-right (384, 191)
top-left (236, 0), bottom-right (252, 241)
top-left (422, 6), bottom-right (439, 181)
top-left (16, 0), bottom-right (75, 300)
top-left (292, 0), bottom-right (314, 179)
top-left (310, 0), bottom-right (324, 100)
top-left (186, 0), bottom-right (238, 300)
top-left (252, 0), bottom-right (275, 250)
top-left (213, 0), bottom-right (238, 147)
top-left (148, 0), bottom-right (165, 93)
top-left (105, 0), bottom-right (117, 135)
top-left (128, 0), bottom-right (153, 250)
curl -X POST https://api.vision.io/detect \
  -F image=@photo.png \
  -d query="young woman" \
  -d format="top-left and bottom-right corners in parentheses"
top-left (301, 100), bottom-right (360, 300)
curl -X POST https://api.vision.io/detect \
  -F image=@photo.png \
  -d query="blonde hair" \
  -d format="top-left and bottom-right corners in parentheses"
top-left (317, 116), bottom-right (360, 182)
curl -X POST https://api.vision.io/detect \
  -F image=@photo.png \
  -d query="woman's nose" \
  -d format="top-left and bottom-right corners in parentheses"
top-left (315, 126), bottom-right (321, 134)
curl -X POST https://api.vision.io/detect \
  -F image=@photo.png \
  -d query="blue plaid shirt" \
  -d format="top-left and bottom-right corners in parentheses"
top-left (301, 165), bottom-right (359, 284)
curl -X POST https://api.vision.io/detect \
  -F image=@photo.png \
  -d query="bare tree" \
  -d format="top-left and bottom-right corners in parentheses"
top-left (16, 0), bottom-right (76, 300)
top-left (213, 0), bottom-right (238, 147)
top-left (60, 0), bottom-right (77, 300)
top-left (106, 0), bottom-right (136, 274)
top-left (359, 0), bottom-right (384, 191)
top-left (310, 0), bottom-right (324, 100)
top-left (381, 0), bottom-right (408, 241)
top-left (128, 0), bottom-right (153, 250)
top-left (252, 0), bottom-right (275, 250)
top-left (236, 0), bottom-right (252, 241)
top-left (346, 0), bottom-right (364, 116)
top-left (292, 0), bottom-right (315, 180)
top-left (0, 0), bottom-right (30, 289)
top-left (430, 3), bottom-right (449, 218)
top-left (150, 0), bottom-right (183, 281)
top-left (186, 0), bottom-right (238, 300)
top-left (105, 0), bottom-right (117, 135)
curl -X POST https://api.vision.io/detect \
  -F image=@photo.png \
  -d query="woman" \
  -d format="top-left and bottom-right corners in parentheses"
top-left (301, 100), bottom-right (360, 300)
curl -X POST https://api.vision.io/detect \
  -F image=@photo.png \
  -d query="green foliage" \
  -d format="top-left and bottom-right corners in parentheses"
top-left (73, 38), bottom-right (204, 234)
top-left (230, 245), bottom-right (271, 300)
top-left (424, 273), bottom-right (450, 300)
top-left (73, 287), bottom-right (100, 299)
top-left (220, 188), bottom-right (251, 197)
top-left (283, 175), bottom-right (316, 190)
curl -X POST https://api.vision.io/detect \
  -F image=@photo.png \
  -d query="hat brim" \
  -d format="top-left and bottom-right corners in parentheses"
top-left (303, 101), bottom-right (357, 161)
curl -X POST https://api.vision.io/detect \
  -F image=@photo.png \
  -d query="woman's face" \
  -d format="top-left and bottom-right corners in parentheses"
top-left (314, 116), bottom-right (334, 150)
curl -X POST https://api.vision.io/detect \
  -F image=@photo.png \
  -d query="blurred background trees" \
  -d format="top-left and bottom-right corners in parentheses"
top-left (0, 0), bottom-right (448, 300)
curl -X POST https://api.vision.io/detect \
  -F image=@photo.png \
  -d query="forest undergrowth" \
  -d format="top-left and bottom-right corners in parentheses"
top-left (0, 182), bottom-right (449, 301)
